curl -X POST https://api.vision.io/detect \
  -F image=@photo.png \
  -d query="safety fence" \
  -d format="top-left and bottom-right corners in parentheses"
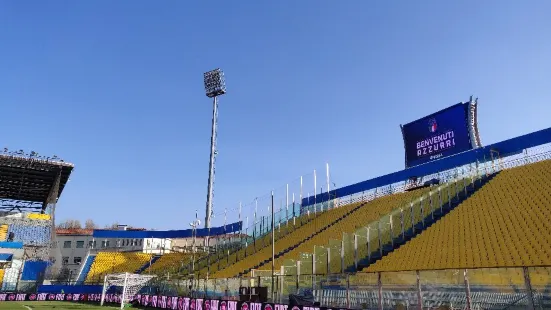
top-left (3, 267), bottom-right (550, 309)
top-left (153, 266), bottom-right (551, 309)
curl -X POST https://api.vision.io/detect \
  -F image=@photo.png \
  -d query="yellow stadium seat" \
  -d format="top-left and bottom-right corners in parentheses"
top-left (85, 252), bottom-right (153, 283)
top-left (366, 159), bottom-right (551, 273)
top-left (26, 213), bottom-right (51, 220)
top-left (144, 252), bottom-right (198, 275)
top-left (210, 187), bottom-right (431, 278)
top-left (0, 225), bottom-right (8, 241)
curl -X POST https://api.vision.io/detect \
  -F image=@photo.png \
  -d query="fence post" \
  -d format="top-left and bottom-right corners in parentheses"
top-left (341, 237), bottom-right (345, 273)
top-left (464, 269), bottom-right (472, 310)
top-left (448, 182), bottom-right (451, 209)
top-left (312, 252), bottom-right (317, 275)
top-left (225, 278), bottom-right (229, 299)
top-left (419, 197), bottom-right (425, 228)
top-left (523, 267), bottom-right (536, 310)
top-left (213, 279), bottom-right (217, 299)
top-left (279, 274), bottom-right (283, 304)
top-left (346, 274), bottom-right (351, 309)
top-left (377, 221), bottom-right (383, 257)
top-left (416, 270), bottom-right (423, 310)
top-left (400, 208), bottom-right (405, 239)
top-left (455, 178), bottom-right (459, 200)
top-left (296, 260), bottom-right (301, 291)
top-left (464, 173), bottom-right (468, 196)
top-left (389, 214), bottom-right (394, 248)
top-left (429, 191), bottom-right (434, 220)
top-left (325, 248), bottom-right (329, 274)
top-left (354, 234), bottom-right (358, 270)
top-left (366, 226), bottom-right (371, 262)
top-left (410, 202), bottom-right (415, 233)
top-left (377, 272), bottom-right (383, 310)
top-left (204, 277), bottom-right (208, 299)
top-left (438, 187), bottom-right (443, 214)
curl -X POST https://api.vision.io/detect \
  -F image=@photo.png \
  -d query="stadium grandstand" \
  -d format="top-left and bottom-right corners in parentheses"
top-left (3, 101), bottom-right (551, 309)
top-left (0, 149), bottom-right (73, 292)
top-left (36, 125), bottom-right (547, 309)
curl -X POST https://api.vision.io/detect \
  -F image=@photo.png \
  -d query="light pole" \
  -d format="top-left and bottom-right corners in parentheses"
top-left (203, 68), bottom-right (227, 229)
top-left (190, 218), bottom-right (201, 272)
top-left (271, 191), bottom-right (275, 301)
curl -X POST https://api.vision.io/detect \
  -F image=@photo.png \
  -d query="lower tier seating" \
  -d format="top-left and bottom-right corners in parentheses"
top-left (211, 188), bottom-right (430, 278)
top-left (198, 200), bottom-right (367, 277)
top-left (272, 187), bottom-right (431, 273)
top-left (144, 252), bottom-right (194, 275)
top-left (366, 159), bottom-right (551, 272)
top-left (85, 252), bottom-right (153, 283)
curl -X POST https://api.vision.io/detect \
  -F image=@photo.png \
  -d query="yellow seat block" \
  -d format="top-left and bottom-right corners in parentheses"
top-left (366, 159), bottom-right (551, 279)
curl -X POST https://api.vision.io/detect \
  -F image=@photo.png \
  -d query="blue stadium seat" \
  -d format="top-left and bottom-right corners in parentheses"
top-left (7, 224), bottom-right (51, 246)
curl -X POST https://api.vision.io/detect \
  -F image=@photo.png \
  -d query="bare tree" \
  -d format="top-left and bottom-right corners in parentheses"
top-left (57, 219), bottom-right (82, 229)
top-left (55, 266), bottom-right (72, 283)
top-left (104, 222), bottom-right (120, 229)
top-left (84, 219), bottom-right (98, 229)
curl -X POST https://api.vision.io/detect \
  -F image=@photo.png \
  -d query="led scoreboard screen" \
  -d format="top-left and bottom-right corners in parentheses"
top-left (401, 102), bottom-right (481, 168)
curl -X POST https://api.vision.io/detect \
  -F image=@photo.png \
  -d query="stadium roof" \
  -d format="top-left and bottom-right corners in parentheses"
top-left (0, 152), bottom-right (74, 211)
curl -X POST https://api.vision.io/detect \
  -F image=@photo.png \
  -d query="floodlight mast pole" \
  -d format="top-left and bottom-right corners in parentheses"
top-left (205, 95), bottom-right (218, 229)
top-left (203, 68), bottom-right (226, 229)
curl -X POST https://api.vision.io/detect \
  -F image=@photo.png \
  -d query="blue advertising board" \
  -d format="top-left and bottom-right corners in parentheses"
top-left (401, 103), bottom-right (473, 168)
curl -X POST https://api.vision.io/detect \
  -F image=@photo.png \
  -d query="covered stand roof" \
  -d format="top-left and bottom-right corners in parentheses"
top-left (0, 152), bottom-right (73, 211)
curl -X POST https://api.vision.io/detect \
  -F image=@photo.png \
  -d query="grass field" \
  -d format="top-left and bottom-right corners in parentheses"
top-left (0, 301), bottom-right (132, 309)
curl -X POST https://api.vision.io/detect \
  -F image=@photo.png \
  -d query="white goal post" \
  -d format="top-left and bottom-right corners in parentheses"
top-left (100, 272), bottom-right (156, 309)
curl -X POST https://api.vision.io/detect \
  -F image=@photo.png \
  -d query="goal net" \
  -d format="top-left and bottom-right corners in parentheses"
top-left (100, 273), bottom-right (156, 309)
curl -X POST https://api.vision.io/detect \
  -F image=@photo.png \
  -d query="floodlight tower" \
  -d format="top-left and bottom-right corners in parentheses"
top-left (203, 68), bottom-right (226, 229)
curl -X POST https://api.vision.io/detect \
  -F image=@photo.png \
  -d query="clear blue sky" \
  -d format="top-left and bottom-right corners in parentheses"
top-left (1, 1), bottom-right (550, 230)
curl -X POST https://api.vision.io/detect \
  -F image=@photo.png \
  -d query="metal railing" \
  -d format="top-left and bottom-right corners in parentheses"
top-left (148, 266), bottom-right (551, 310)
top-left (195, 144), bottom-right (551, 276)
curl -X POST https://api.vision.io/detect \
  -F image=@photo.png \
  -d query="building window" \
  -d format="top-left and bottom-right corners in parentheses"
top-left (62, 257), bottom-right (69, 265)
top-left (139, 239), bottom-right (143, 246)
top-left (76, 241), bottom-right (84, 248)
top-left (74, 257), bottom-right (82, 264)
top-left (88, 240), bottom-right (96, 248)
top-left (63, 241), bottom-right (72, 248)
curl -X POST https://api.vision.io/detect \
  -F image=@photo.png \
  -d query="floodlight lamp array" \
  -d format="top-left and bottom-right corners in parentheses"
top-left (0, 147), bottom-right (71, 166)
top-left (204, 68), bottom-right (226, 98)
